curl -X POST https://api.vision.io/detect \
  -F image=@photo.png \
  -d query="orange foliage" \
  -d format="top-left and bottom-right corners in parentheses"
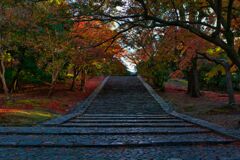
top-left (161, 27), bottom-right (212, 78)
top-left (72, 20), bottom-right (121, 58)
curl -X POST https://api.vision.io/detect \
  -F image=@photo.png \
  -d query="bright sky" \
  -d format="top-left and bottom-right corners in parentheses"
top-left (121, 57), bottom-right (137, 73)
top-left (111, 20), bottom-right (137, 73)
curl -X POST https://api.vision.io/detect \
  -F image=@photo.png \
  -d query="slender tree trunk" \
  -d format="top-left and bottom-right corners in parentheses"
top-left (224, 65), bottom-right (235, 105)
top-left (48, 71), bottom-right (59, 97)
top-left (70, 68), bottom-right (80, 91)
top-left (48, 80), bottom-right (56, 98)
top-left (10, 68), bottom-right (21, 93)
top-left (70, 74), bottom-right (77, 91)
top-left (0, 51), bottom-right (10, 100)
top-left (80, 69), bottom-right (86, 92)
top-left (187, 72), bottom-right (192, 94)
top-left (187, 57), bottom-right (200, 97)
top-left (0, 75), bottom-right (10, 99)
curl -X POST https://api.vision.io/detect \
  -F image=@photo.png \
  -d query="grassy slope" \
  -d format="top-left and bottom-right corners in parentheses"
top-left (0, 77), bottom-right (104, 126)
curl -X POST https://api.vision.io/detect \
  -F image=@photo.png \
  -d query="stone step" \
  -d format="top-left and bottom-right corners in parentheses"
top-left (0, 133), bottom-right (234, 147)
top-left (74, 117), bottom-right (177, 120)
top-left (61, 122), bottom-right (195, 127)
top-left (84, 112), bottom-right (168, 115)
top-left (68, 119), bottom-right (184, 123)
top-left (0, 127), bottom-right (210, 135)
top-left (89, 103), bottom-right (160, 106)
top-left (82, 114), bottom-right (170, 117)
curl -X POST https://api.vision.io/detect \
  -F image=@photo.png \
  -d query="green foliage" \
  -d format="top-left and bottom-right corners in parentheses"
top-left (101, 59), bottom-right (130, 76)
top-left (5, 51), bottom-right (52, 85)
top-left (205, 75), bottom-right (226, 91)
top-left (232, 73), bottom-right (240, 90)
top-left (5, 69), bottom-right (15, 83)
top-left (137, 61), bottom-right (170, 91)
top-left (2, 51), bottom-right (12, 62)
top-left (5, 68), bottom-right (51, 85)
top-left (83, 58), bottom-right (129, 76)
top-left (22, 70), bottom-right (51, 84)
top-left (199, 64), bottom-right (240, 91)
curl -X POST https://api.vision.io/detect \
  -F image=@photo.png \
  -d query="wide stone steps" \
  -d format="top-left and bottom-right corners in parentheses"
top-left (0, 133), bottom-right (234, 147)
top-left (81, 114), bottom-right (171, 117)
top-left (61, 122), bottom-right (195, 127)
top-left (0, 77), bottom-right (239, 160)
top-left (63, 114), bottom-right (195, 128)
top-left (68, 119), bottom-right (184, 123)
top-left (74, 117), bottom-right (177, 120)
top-left (0, 127), bottom-right (210, 135)
top-left (51, 76), bottom-right (238, 148)
top-left (58, 114), bottom-right (231, 147)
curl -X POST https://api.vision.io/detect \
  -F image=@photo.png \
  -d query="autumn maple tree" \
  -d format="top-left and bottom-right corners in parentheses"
top-left (70, 20), bottom-right (123, 91)
top-left (1, 0), bottom-right (239, 107)
top-left (133, 25), bottom-right (238, 104)
top-left (168, 28), bottom-right (237, 104)
top-left (74, 0), bottom-right (240, 70)
top-left (68, 1), bottom-right (240, 104)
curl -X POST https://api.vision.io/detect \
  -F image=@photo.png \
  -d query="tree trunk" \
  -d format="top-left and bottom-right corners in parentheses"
top-left (70, 75), bottom-right (77, 91)
top-left (187, 57), bottom-right (200, 97)
top-left (187, 73), bottom-right (192, 94)
top-left (225, 42), bottom-right (240, 71)
top-left (70, 68), bottom-right (80, 91)
top-left (0, 75), bottom-right (10, 100)
top-left (224, 65), bottom-right (235, 105)
top-left (0, 51), bottom-right (10, 100)
top-left (80, 69), bottom-right (86, 92)
top-left (48, 80), bottom-right (56, 98)
top-left (10, 68), bottom-right (21, 93)
top-left (48, 71), bottom-right (59, 97)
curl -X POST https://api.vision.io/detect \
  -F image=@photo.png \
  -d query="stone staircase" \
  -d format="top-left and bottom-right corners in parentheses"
top-left (44, 112), bottom-right (232, 147)
top-left (0, 76), bottom-right (239, 160)
top-left (0, 113), bottom-right (234, 147)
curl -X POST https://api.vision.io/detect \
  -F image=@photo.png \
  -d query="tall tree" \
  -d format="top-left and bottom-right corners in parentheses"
top-left (70, 20), bottom-right (122, 91)
top-left (35, 0), bottom-right (73, 97)
top-left (0, 0), bottom-right (37, 99)
top-left (74, 0), bottom-right (240, 69)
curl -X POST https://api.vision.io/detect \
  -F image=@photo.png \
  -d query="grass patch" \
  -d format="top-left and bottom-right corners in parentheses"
top-left (4, 99), bottom-right (49, 108)
top-left (0, 110), bottom-right (59, 126)
top-left (1, 98), bottom-right (64, 126)
top-left (16, 99), bottom-right (42, 106)
top-left (3, 101), bottom-right (16, 107)
top-left (0, 77), bottom-right (104, 126)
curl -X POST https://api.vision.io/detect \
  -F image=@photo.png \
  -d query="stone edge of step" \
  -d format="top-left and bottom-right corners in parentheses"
top-left (0, 127), bottom-right (210, 135)
top-left (138, 75), bottom-right (240, 141)
top-left (60, 123), bottom-right (195, 127)
top-left (42, 76), bottom-right (110, 126)
top-left (68, 119), bottom-right (184, 123)
top-left (0, 139), bottom-right (234, 148)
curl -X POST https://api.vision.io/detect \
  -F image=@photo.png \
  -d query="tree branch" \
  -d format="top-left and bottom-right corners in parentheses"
top-left (79, 25), bottom-right (136, 50)
top-left (226, 0), bottom-right (234, 31)
top-left (135, 0), bottom-right (148, 16)
top-left (171, 0), bottom-right (179, 20)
